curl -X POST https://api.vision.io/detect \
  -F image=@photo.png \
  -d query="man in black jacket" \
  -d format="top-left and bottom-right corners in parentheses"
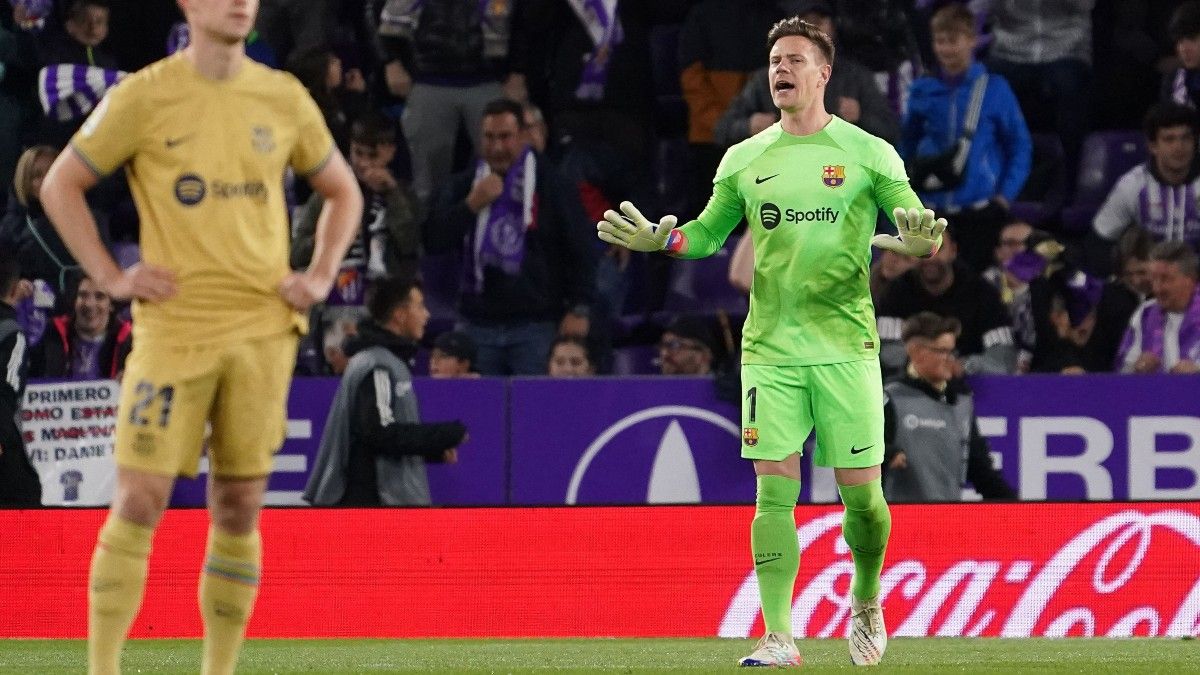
top-left (882, 312), bottom-right (1015, 502)
top-left (0, 252), bottom-right (41, 506)
top-left (304, 277), bottom-right (466, 506)
top-left (426, 98), bottom-right (596, 375)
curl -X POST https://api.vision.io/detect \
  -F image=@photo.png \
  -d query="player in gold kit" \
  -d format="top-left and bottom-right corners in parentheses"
top-left (39, 1), bottom-right (363, 673)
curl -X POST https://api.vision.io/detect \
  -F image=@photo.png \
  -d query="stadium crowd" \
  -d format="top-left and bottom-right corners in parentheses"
top-left (1, 0), bottom-right (1198, 385)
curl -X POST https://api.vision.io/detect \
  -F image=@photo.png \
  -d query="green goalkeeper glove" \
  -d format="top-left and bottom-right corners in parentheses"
top-left (597, 201), bottom-right (678, 253)
top-left (871, 207), bottom-right (948, 257)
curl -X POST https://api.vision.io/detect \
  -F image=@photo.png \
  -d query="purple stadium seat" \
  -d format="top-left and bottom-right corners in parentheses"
top-left (1010, 133), bottom-right (1066, 227)
top-left (110, 241), bottom-right (140, 269)
top-left (663, 236), bottom-right (749, 314)
top-left (1061, 130), bottom-right (1147, 234)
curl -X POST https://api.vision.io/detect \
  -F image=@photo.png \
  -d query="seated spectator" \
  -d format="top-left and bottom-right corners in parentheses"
top-left (901, 3), bottom-right (1031, 273)
top-left (1007, 232), bottom-right (1105, 374)
top-left (876, 227), bottom-right (1017, 376)
top-left (29, 276), bottom-right (130, 379)
top-left (869, 249), bottom-right (917, 306)
top-left (1091, 104), bottom-right (1200, 252)
top-left (547, 335), bottom-right (594, 377)
top-left (714, 2), bottom-right (899, 147)
top-left (658, 316), bottom-right (717, 376)
top-left (426, 98), bottom-right (596, 376)
top-left (303, 278), bottom-right (468, 507)
top-left (0, 250), bottom-right (41, 506)
top-left (0, 145), bottom-right (85, 299)
top-left (981, 220), bottom-right (1034, 368)
top-left (429, 330), bottom-right (478, 378)
top-left (1080, 227), bottom-right (1154, 371)
top-left (1116, 241), bottom-right (1200, 373)
top-left (882, 311), bottom-right (1015, 503)
top-left (1163, 2), bottom-right (1200, 108)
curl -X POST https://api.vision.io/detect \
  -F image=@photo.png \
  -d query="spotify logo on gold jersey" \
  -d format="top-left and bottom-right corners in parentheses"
top-left (759, 203), bottom-right (840, 230)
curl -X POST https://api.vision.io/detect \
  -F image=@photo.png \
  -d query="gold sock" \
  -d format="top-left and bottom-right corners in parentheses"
top-left (88, 514), bottom-right (154, 675)
top-left (199, 527), bottom-right (261, 675)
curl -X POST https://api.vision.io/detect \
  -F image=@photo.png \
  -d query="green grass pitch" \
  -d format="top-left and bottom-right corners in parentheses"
top-left (1, 638), bottom-right (1196, 673)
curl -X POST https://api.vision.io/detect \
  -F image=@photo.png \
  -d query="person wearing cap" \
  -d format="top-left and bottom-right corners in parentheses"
top-left (657, 316), bottom-right (718, 376)
top-left (429, 330), bottom-right (478, 378)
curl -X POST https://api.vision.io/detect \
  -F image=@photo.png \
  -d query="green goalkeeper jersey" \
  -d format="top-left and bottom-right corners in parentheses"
top-left (678, 116), bottom-right (922, 366)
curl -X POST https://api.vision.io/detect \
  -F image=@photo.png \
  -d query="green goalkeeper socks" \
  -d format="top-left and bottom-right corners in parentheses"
top-left (752, 474), bottom-right (801, 636)
top-left (838, 478), bottom-right (891, 602)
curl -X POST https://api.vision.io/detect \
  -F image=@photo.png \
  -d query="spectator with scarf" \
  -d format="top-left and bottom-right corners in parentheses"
top-left (1117, 241), bottom-right (1200, 373)
top-left (426, 98), bottom-right (595, 376)
top-left (28, 274), bottom-right (130, 379)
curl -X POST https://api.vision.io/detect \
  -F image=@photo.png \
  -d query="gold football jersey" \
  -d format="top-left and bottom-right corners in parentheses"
top-left (71, 53), bottom-right (333, 345)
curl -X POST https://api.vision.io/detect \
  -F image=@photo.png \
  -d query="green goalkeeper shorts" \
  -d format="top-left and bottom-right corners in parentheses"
top-left (740, 359), bottom-right (884, 468)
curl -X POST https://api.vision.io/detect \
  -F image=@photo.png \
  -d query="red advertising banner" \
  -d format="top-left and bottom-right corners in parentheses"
top-left (2, 503), bottom-right (1198, 639)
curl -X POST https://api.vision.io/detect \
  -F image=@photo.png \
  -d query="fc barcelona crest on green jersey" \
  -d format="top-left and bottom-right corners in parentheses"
top-left (822, 165), bottom-right (845, 188)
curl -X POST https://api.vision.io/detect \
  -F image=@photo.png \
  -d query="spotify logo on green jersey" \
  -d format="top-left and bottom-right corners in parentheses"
top-left (759, 203), bottom-right (840, 230)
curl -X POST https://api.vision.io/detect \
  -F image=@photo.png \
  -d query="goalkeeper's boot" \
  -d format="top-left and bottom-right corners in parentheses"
top-left (738, 632), bottom-right (802, 668)
top-left (848, 595), bottom-right (887, 666)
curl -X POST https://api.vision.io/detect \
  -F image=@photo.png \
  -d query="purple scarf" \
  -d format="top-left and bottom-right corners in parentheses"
top-left (38, 64), bottom-right (126, 122)
top-left (567, 0), bottom-right (623, 101)
top-left (1117, 286), bottom-right (1200, 370)
top-left (469, 148), bottom-right (536, 293)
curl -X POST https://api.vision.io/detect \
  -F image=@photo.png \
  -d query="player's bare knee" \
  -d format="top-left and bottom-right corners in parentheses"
top-left (112, 468), bottom-right (173, 527)
top-left (208, 478), bottom-right (267, 534)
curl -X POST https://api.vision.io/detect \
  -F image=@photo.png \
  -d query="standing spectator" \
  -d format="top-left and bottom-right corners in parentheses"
top-left (0, 8), bottom-right (43, 213)
top-left (1, 145), bottom-right (88, 299)
top-left (876, 227), bottom-right (1018, 376)
top-left (254, 0), bottom-right (330, 67)
top-left (0, 251), bottom-right (40, 506)
top-left (29, 276), bottom-right (130, 379)
top-left (882, 312), bottom-right (1015, 502)
top-left (869, 249), bottom-right (917, 306)
top-left (714, 2), bottom-right (899, 147)
top-left (378, 0), bottom-right (519, 207)
top-left (426, 99), bottom-right (596, 376)
top-left (657, 315), bottom-right (717, 376)
top-left (1117, 241), bottom-right (1200, 373)
top-left (901, 3), bottom-right (1031, 273)
top-left (986, 0), bottom-right (1093, 196)
top-left (678, 0), bottom-right (782, 218)
top-left (304, 278), bottom-right (467, 506)
top-left (292, 112), bottom-right (421, 375)
top-left (1091, 104), bottom-right (1200, 255)
top-left (429, 330), bottom-right (477, 378)
top-left (38, 0), bottom-right (117, 68)
top-left (547, 335), bottom-right (594, 377)
top-left (1163, 2), bottom-right (1200, 109)
top-left (1080, 227), bottom-right (1154, 372)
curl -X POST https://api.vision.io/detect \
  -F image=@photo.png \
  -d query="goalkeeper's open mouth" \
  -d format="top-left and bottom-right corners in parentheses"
top-left (773, 81), bottom-right (795, 92)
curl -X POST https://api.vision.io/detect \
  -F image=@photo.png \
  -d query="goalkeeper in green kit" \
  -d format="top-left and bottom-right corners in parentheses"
top-left (598, 17), bottom-right (946, 668)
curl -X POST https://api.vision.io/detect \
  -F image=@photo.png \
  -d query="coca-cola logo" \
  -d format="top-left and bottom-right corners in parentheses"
top-left (719, 510), bottom-right (1200, 638)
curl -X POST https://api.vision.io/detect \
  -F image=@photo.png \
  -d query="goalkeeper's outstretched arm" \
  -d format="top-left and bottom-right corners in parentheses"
top-left (596, 178), bottom-right (744, 259)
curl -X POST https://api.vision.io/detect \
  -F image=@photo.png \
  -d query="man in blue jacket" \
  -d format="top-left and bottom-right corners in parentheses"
top-left (901, 3), bottom-right (1031, 273)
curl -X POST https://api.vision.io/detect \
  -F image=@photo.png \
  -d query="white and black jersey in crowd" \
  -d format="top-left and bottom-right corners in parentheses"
top-left (0, 303), bottom-right (41, 505)
top-left (876, 262), bottom-right (1018, 376)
